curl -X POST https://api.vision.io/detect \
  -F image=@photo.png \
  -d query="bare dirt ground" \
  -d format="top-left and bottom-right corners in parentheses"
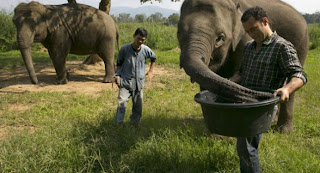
top-left (0, 61), bottom-right (175, 96)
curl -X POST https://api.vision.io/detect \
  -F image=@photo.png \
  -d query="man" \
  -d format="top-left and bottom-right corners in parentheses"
top-left (229, 7), bottom-right (307, 173)
top-left (114, 28), bottom-right (156, 125)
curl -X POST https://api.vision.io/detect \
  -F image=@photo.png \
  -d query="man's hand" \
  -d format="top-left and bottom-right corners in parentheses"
top-left (146, 61), bottom-right (155, 82)
top-left (273, 77), bottom-right (305, 103)
top-left (115, 76), bottom-right (120, 86)
top-left (273, 88), bottom-right (290, 103)
top-left (146, 71), bottom-right (154, 81)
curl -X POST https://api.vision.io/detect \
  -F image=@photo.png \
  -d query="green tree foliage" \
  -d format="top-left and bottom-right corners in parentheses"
top-left (302, 12), bottom-right (320, 24)
top-left (118, 13), bottom-right (133, 23)
top-left (166, 13), bottom-right (180, 26)
top-left (135, 14), bottom-right (147, 23)
top-left (0, 10), bottom-right (17, 52)
top-left (147, 12), bottom-right (164, 22)
top-left (0, 10), bottom-right (15, 40)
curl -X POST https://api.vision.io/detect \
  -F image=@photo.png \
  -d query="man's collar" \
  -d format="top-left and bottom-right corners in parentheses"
top-left (262, 31), bottom-right (277, 45)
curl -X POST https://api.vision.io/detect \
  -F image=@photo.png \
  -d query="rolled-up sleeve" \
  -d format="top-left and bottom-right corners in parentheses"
top-left (147, 48), bottom-right (156, 62)
top-left (279, 43), bottom-right (307, 84)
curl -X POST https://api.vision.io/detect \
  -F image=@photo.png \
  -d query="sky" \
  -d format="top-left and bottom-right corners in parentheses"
top-left (1, 0), bottom-right (319, 14)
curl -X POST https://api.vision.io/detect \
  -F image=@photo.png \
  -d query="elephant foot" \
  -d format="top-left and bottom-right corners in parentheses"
top-left (103, 76), bottom-right (115, 83)
top-left (56, 78), bottom-right (68, 85)
top-left (274, 123), bottom-right (293, 133)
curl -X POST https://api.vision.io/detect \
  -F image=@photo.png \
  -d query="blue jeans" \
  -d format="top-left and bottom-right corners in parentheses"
top-left (237, 134), bottom-right (262, 173)
top-left (236, 105), bottom-right (278, 173)
top-left (115, 87), bottom-right (143, 124)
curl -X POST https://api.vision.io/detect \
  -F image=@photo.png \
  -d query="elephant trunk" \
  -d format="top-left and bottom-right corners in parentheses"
top-left (20, 47), bottom-right (38, 84)
top-left (17, 28), bottom-right (38, 84)
top-left (180, 39), bottom-right (272, 103)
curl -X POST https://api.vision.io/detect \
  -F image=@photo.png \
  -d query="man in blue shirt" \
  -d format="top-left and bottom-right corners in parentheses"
top-left (114, 28), bottom-right (156, 125)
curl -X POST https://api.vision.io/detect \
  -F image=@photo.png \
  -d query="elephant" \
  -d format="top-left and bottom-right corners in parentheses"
top-left (178, 0), bottom-right (308, 133)
top-left (13, 1), bottom-right (119, 84)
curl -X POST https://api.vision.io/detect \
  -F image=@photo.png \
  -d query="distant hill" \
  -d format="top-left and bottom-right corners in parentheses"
top-left (110, 6), bottom-right (179, 18)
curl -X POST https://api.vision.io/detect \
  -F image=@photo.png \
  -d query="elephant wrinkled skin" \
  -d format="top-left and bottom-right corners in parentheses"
top-left (13, 1), bottom-right (119, 84)
top-left (178, 0), bottom-right (308, 133)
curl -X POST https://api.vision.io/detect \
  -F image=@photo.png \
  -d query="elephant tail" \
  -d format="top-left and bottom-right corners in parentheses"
top-left (115, 25), bottom-right (120, 51)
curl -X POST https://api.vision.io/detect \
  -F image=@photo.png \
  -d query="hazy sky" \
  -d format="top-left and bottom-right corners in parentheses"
top-left (1, 0), bottom-right (319, 14)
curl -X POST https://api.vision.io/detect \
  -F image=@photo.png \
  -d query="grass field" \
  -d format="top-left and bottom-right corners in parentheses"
top-left (0, 46), bottom-right (319, 172)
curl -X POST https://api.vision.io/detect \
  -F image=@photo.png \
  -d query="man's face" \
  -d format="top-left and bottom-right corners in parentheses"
top-left (242, 16), bottom-right (268, 44)
top-left (133, 34), bottom-right (146, 46)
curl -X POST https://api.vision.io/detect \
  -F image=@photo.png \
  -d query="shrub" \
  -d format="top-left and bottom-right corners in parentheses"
top-left (308, 23), bottom-right (320, 50)
top-left (0, 9), bottom-right (17, 52)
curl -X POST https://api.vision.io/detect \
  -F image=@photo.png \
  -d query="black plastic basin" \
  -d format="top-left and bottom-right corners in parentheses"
top-left (194, 90), bottom-right (280, 137)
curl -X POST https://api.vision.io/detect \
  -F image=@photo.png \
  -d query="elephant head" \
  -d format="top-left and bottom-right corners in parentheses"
top-left (13, 2), bottom-right (62, 84)
top-left (178, 0), bottom-right (272, 102)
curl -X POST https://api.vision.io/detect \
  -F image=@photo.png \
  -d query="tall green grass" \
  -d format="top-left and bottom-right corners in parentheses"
top-left (118, 23), bottom-right (179, 51)
top-left (0, 47), bottom-right (320, 172)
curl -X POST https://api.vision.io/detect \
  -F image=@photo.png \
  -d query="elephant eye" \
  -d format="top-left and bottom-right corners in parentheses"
top-left (215, 33), bottom-right (226, 48)
top-left (216, 33), bottom-right (225, 42)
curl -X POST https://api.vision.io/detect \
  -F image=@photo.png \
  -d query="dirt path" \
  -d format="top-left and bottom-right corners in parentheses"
top-left (0, 61), bottom-right (175, 96)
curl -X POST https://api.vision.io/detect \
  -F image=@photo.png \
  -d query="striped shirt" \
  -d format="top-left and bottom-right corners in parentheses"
top-left (238, 32), bottom-right (307, 92)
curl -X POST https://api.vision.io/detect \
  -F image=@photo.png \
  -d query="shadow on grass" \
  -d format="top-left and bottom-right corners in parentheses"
top-left (75, 112), bottom-right (237, 172)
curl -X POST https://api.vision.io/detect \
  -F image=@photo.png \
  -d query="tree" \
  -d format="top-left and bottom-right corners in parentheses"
top-left (167, 13), bottom-right (179, 25)
top-left (147, 12), bottom-right (164, 22)
top-left (118, 13), bottom-right (133, 23)
top-left (99, 0), bottom-right (112, 14)
top-left (67, 0), bottom-right (77, 3)
top-left (135, 14), bottom-right (147, 23)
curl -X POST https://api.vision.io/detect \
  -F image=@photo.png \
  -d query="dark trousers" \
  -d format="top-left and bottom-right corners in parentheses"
top-left (236, 134), bottom-right (262, 173)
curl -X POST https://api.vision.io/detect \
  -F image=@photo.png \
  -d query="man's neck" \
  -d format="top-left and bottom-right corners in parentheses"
top-left (132, 43), bottom-right (141, 51)
top-left (256, 30), bottom-right (273, 51)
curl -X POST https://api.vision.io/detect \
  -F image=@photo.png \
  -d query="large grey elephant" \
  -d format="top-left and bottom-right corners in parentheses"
top-left (178, 0), bottom-right (308, 133)
top-left (13, 1), bottom-right (119, 84)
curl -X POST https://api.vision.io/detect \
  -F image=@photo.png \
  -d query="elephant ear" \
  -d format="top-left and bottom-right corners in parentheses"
top-left (46, 7), bottom-right (63, 33)
top-left (232, 2), bottom-right (245, 51)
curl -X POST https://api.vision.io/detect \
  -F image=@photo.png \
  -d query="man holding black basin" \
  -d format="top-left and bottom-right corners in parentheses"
top-left (229, 6), bottom-right (307, 173)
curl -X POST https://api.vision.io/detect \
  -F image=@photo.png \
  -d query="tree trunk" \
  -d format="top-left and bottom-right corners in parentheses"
top-left (68, 0), bottom-right (77, 3)
top-left (83, 0), bottom-right (112, 65)
top-left (99, 0), bottom-right (112, 14)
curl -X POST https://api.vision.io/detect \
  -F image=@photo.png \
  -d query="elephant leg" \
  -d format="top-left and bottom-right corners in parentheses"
top-left (276, 92), bottom-right (295, 133)
top-left (98, 39), bottom-right (115, 83)
top-left (49, 48), bottom-right (70, 84)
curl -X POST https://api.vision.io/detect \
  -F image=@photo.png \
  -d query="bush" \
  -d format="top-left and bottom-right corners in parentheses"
top-left (0, 9), bottom-right (17, 52)
top-left (308, 23), bottom-right (320, 49)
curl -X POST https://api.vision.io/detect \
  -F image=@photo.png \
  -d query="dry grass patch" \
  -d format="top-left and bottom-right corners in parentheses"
top-left (0, 125), bottom-right (36, 140)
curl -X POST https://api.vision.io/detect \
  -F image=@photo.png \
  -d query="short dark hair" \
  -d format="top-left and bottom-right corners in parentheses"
top-left (134, 28), bottom-right (148, 38)
top-left (241, 6), bottom-right (268, 23)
